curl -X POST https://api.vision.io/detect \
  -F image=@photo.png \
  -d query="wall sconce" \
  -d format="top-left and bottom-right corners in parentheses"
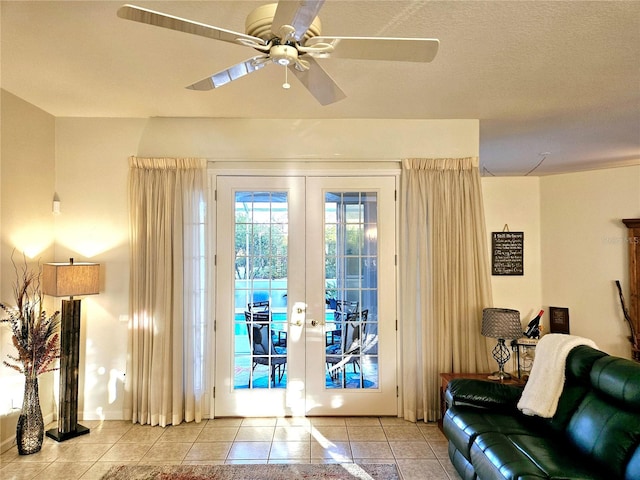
top-left (52, 193), bottom-right (61, 215)
top-left (42, 258), bottom-right (100, 442)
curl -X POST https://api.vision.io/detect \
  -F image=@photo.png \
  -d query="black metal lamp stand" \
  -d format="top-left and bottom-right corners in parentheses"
top-left (490, 338), bottom-right (512, 380)
top-left (45, 298), bottom-right (90, 441)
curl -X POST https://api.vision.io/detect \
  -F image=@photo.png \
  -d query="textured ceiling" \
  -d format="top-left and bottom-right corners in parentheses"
top-left (1, 1), bottom-right (639, 175)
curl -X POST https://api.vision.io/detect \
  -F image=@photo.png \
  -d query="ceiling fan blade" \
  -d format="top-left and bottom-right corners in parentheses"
top-left (272, 0), bottom-right (325, 41)
top-left (306, 36), bottom-right (439, 62)
top-left (187, 57), bottom-right (268, 90)
top-left (289, 56), bottom-right (345, 106)
top-left (117, 4), bottom-right (267, 48)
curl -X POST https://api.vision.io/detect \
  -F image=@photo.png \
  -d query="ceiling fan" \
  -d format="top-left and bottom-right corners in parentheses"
top-left (117, 1), bottom-right (439, 105)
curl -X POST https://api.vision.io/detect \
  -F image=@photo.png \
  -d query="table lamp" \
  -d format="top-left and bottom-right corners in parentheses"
top-left (42, 258), bottom-right (100, 442)
top-left (481, 308), bottom-right (523, 380)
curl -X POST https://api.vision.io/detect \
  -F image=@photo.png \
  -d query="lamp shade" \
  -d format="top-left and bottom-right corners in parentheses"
top-left (42, 261), bottom-right (100, 297)
top-left (482, 308), bottom-right (522, 339)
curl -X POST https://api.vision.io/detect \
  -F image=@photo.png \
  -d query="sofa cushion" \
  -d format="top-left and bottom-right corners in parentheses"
top-left (443, 406), bottom-right (538, 461)
top-left (471, 432), bottom-right (607, 480)
top-left (447, 442), bottom-right (477, 480)
top-left (625, 445), bottom-right (640, 480)
top-left (566, 345), bottom-right (609, 381)
top-left (445, 379), bottom-right (522, 411)
top-left (590, 356), bottom-right (640, 408)
top-left (470, 432), bottom-right (547, 479)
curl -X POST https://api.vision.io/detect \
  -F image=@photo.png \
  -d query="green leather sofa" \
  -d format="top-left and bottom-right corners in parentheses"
top-left (442, 345), bottom-right (640, 480)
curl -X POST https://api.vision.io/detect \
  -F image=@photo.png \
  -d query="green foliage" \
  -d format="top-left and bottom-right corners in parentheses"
top-left (0, 255), bottom-right (60, 379)
top-left (234, 214), bottom-right (288, 280)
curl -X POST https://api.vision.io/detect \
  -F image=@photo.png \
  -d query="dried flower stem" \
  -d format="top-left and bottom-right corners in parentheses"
top-left (1, 252), bottom-right (60, 379)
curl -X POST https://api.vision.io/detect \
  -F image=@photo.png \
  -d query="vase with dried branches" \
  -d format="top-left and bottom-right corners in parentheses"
top-left (1, 257), bottom-right (60, 455)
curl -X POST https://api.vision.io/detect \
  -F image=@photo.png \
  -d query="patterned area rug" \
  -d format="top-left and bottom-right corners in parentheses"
top-left (101, 463), bottom-right (399, 480)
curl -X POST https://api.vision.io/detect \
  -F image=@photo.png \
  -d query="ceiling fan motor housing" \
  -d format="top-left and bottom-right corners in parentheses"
top-left (245, 3), bottom-right (322, 42)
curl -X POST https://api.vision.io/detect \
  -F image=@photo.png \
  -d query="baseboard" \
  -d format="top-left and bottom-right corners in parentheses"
top-left (81, 410), bottom-right (126, 421)
top-left (0, 411), bottom-right (19, 454)
top-left (43, 412), bottom-right (54, 426)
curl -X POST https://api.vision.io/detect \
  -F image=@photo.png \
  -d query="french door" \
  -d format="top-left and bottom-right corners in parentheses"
top-left (214, 175), bottom-right (396, 417)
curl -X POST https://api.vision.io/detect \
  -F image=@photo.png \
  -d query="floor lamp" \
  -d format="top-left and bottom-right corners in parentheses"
top-left (42, 258), bottom-right (100, 442)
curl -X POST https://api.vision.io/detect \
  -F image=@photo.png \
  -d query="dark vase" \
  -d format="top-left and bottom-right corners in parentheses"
top-left (16, 377), bottom-right (44, 455)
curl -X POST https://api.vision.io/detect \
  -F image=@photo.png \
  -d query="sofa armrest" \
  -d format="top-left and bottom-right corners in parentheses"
top-left (445, 379), bottom-right (522, 411)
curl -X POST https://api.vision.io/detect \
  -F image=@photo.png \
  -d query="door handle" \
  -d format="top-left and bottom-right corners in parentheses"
top-left (310, 319), bottom-right (325, 327)
top-left (290, 302), bottom-right (306, 327)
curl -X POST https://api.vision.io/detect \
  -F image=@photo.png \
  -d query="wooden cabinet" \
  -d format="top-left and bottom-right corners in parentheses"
top-left (622, 219), bottom-right (640, 361)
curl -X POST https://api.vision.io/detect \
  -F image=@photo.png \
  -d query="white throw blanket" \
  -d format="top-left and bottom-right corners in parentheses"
top-left (517, 334), bottom-right (597, 418)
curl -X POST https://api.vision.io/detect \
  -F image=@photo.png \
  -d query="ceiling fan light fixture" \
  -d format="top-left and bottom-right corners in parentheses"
top-left (270, 44), bottom-right (298, 66)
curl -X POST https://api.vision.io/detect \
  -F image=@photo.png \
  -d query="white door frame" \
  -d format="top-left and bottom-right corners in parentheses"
top-left (207, 164), bottom-right (401, 418)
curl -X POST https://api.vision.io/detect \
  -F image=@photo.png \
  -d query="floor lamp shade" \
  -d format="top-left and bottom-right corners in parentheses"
top-left (42, 259), bottom-right (99, 442)
top-left (42, 262), bottom-right (100, 297)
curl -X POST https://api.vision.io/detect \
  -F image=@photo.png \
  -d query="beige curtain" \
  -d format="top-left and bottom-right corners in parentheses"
top-left (124, 157), bottom-right (207, 427)
top-left (400, 157), bottom-right (491, 422)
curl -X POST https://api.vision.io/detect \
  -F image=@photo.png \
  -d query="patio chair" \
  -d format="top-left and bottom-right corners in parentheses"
top-left (326, 300), bottom-right (359, 347)
top-left (326, 309), bottom-right (368, 387)
top-left (247, 300), bottom-right (287, 347)
top-left (245, 311), bottom-right (286, 387)
top-left (248, 300), bottom-right (270, 312)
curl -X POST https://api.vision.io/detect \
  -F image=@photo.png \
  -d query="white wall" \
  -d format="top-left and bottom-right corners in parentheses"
top-left (53, 118), bottom-right (147, 420)
top-left (136, 118), bottom-right (479, 160)
top-left (0, 91), bottom-right (56, 451)
top-left (1, 91), bottom-right (56, 296)
top-left (482, 177), bottom-right (542, 323)
top-left (540, 165), bottom-right (640, 357)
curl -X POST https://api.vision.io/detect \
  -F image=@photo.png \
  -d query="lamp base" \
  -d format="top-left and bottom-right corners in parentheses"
top-left (489, 338), bottom-right (513, 381)
top-left (45, 424), bottom-right (90, 442)
top-left (488, 371), bottom-right (512, 381)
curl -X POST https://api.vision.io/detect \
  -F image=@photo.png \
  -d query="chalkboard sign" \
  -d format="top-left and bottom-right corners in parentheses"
top-left (492, 231), bottom-right (524, 275)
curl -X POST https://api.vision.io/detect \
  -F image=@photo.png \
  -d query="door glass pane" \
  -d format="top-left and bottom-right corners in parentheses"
top-left (324, 192), bottom-right (379, 389)
top-left (233, 191), bottom-right (288, 389)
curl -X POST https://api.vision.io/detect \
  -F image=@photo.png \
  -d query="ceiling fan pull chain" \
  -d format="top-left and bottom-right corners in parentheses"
top-left (283, 67), bottom-right (291, 90)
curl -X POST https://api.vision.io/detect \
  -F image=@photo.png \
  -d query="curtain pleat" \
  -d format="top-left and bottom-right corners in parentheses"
top-left (124, 157), bottom-right (207, 427)
top-left (400, 157), bottom-right (491, 422)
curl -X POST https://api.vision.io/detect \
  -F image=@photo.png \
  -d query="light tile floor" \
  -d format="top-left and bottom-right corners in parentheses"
top-left (0, 417), bottom-right (462, 480)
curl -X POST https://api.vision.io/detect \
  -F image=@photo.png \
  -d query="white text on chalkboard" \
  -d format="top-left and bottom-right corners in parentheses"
top-left (492, 232), bottom-right (524, 275)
